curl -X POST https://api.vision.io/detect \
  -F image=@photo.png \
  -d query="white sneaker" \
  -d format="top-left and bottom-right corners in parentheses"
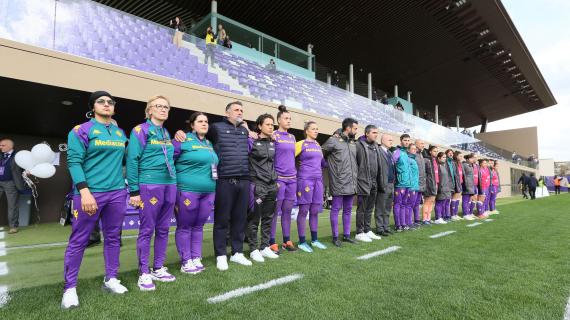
top-left (192, 258), bottom-right (205, 271)
top-left (180, 260), bottom-right (201, 274)
top-left (249, 249), bottom-right (265, 263)
top-left (217, 255), bottom-right (228, 271)
top-left (355, 233), bottom-right (372, 242)
top-left (366, 231), bottom-right (382, 240)
top-left (261, 246), bottom-right (279, 259)
top-left (102, 278), bottom-right (128, 294)
top-left (229, 252), bottom-right (253, 266)
top-left (434, 218), bottom-right (446, 225)
top-left (61, 288), bottom-right (79, 309)
top-left (137, 273), bottom-right (156, 291)
top-left (451, 216), bottom-right (461, 221)
top-left (150, 267), bottom-right (176, 282)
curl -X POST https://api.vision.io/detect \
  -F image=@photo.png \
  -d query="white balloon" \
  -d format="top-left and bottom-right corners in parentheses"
top-left (31, 143), bottom-right (56, 164)
top-left (30, 163), bottom-right (56, 179)
top-left (14, 150), bottom-right (36, 170)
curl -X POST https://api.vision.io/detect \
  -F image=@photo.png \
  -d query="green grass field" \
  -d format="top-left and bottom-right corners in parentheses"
top-left (1, 195), bottom-right (569, 319)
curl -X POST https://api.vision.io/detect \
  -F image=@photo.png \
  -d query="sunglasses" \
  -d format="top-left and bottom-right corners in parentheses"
top-left (95, 98), bottom-right (116, 106)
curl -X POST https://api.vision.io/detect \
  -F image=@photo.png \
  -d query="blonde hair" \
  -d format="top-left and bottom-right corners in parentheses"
top-left (145, 95), bottom-right (171, 119)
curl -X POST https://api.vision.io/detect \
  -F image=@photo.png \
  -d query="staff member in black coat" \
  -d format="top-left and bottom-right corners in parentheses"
top-left (528, 173), bottom-right (538, 200)
top-left (0, 138), bottom-right (26, 234)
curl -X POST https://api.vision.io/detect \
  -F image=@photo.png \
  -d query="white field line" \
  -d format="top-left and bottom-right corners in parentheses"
top-left (429, 231), bottom-right (456, 239)
top-left (0, 232), bottom-right (4, 240)
top-left (0, 286), bottom-right (9, 308)
top-left (357, 246), bottom-right (401, 260)
top-left (207, 274), bottom-right (303, 304)
top-left (564, 295), bottom-right (570, 320)
top-left (484, 219), bottom-right (494, 222)
top-left (0, 262), bottom-right (8, 276)
top-left (466, 222), bottom-right (483, 228)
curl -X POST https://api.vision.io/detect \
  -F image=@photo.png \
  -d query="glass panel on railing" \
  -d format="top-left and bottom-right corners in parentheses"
top-left (279, 44), bottom-right (309, 69)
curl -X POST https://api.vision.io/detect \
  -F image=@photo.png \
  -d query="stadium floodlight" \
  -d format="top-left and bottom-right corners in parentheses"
top-left (502, 58), bottom-right (512, 64)
top-left (479, 28), bottom-right (490, 36)
top-left (512, 72), bottom-right (522, 78)
top-left (505, 66), bottom-right (517, 72)
top-left (495, 49), bottom-right (506, 56)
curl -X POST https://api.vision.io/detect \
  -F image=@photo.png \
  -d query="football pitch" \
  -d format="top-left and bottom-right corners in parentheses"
top-left (1, 195), bottom-right (569, 319)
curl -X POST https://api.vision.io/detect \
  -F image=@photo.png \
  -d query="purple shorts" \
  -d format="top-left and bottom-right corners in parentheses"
top-left (277, 178), bottom-right (297, 201)
top-left (296, 178), bottom-right (324, 205)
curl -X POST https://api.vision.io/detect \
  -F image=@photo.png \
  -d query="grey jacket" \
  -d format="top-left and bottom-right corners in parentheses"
top-left (424, 156), bottom-right (438, 197)
top-left (355, 137), bottom-right (382, 196)
top-left (322, 133), bottom-right (358, 196)
top-left (436, 162), bottom-right (452, 200)
top-left (415, 151), bottom-right (426, 193)
top-left (450, 161), bottom-right (463, 193)
top-left (461, 162), bottom-right (476, 195)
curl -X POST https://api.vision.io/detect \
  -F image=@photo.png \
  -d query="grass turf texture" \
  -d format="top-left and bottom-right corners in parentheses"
top-left (1, 195), bottom-right (569, 319)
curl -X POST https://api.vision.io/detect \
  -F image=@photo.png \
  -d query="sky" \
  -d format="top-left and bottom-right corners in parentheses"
top-left (475, 0), bottom-right (570, 161)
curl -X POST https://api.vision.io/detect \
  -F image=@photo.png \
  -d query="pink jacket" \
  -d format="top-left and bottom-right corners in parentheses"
top-left (479, 167), bottom-right (491, 190)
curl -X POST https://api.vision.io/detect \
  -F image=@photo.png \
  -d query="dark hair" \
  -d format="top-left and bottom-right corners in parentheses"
top-left (400, 134), bottom-right (410, 141)
top-left (445, 149), bottom-right (453, 156)
top-left (225, 101), bottom-right (243, 111)
top-left (277, 105), bottom-right (289, 120)
top-left (437, 152), bottom-right (445, 159)
top-left (453, 151), bottom-right (462, 161)
top-left (428, 145), bottom-right (438, 153)
top-left (188, 112), bottom-right (207, 131)
top-left (478, 159), bottom-right (488, 165)
top-left (341, 118), bottom-right (358, 131)
top-left (530, 172), bottom-right (535, 177)
top-left (364, 124), bottom-right (378, 135)
top-left (255, 113), bottom-right (275, 133)
top-left (464, 154), bottom-right (472, 160)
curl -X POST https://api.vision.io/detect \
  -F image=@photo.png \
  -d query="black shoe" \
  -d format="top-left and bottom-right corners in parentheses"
top-left (333, 239), bottom-right (342, 247)
top-left (395, 227), bottom-right (403, 233)
top-left (342, 236), bottom-right (357, 244)
top-left (384, 229), bottom-right (394, 235)
top-left (378, 230), bottom-right (389, 237)
top-left (86, 239), bottom-right (101, 248)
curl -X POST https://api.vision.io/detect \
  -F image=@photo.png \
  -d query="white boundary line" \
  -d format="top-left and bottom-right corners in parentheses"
top-left (0, 285), bottom-right (9, 308)
top-left (564, 295), bottom-right (570, 320)
top-left (466, 222), bottom-right (483, 228)
top-left (357, 246), bottom-right (401, 260)
top-left (207, 273), bottom-right (303, 304)
top-left (0, 262), bottom-right (8, 276)
top-left (429, 231), bottom-right (456, 239)
top-left (484, 219), bottom-right (494, 222)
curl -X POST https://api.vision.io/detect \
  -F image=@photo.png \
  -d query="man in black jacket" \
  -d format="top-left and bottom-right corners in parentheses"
top-left (528, 173), bottom-right (538, 200)
top-left (375, 134), bottom-right (395, 236)
top-left (0, 138), bottom-right (26, 234)
top-left (355, 125), bottom-right (383, 242)
top-left (517, 173), bottom-right (530, 199)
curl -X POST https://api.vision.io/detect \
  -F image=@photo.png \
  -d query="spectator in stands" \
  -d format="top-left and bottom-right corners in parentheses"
top-left (381, 95), bottom-right (389, 105)
top-left (512, 151), bottom-right (517, 162)
top-left (322, 118), bottom-right (359, 246)
top-left (517, 173), bottom-right (529, 199)
top-left (266, 59), bottom-right (277, 72)
top-left (554, 175), bottom-right (562, 194)
top-left (216, 24), bottom-right (227, 46)
top-left (372, 90), bottom-right (378, 101)
top-left (169, 17), bottom-right (186, 48)
top-left (223, 35), bottom-right (232, 49)
top-left (0, 138), bottom-right (25, 234)
top-left (332, 70), bottom-right (340, 87)
top-left (204, 26), bottom-right (216, 67)
top-left (528, 173), bottom-right (538, 200)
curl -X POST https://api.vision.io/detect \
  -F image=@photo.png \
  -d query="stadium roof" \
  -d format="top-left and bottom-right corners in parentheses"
top-left (94, 0), bottom-right (556, 127)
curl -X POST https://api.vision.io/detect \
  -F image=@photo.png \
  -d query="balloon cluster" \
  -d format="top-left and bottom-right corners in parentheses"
top-left (15, 143), bottom-right (57, 178)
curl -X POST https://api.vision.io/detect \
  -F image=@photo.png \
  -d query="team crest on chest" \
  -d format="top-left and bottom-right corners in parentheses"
top-left (184, 199), bottom-right (191, 206)
top-left (150, 197), bottom-right (158, 205)
top-left (116, 130), bottom-right (122, 137)
top-left (134, 126), bottom-right (142, 134)
top-left (93, 129), bottom-right (101, 135)
top-left (305, 186), bottom-right (310, 192)
top-left (73, 209), bottom-right (78, 220)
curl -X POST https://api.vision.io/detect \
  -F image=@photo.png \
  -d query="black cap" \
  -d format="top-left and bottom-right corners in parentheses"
top-left (88, 91), bottom-right (113, 109)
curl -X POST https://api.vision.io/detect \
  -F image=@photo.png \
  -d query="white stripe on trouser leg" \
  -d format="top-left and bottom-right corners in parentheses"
top-left (207, 274), bottom-right (303, 304)
top-left (429, 231), bottom-right (456, 239)
top-left (357, 246), bottom-right (401, 260)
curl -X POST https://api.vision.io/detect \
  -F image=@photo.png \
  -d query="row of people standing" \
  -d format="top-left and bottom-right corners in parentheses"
top-left (60, 91), bottom-right (502, 309)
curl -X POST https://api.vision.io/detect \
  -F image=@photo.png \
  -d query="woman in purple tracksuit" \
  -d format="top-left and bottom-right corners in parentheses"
top-left (295, 121), bottom-right (328, 252)
top-left (270, 105), bottom-right (298, 252)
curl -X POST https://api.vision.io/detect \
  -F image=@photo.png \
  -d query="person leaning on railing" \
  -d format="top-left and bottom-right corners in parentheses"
top-left (169, 16), bottom-right (186, 48)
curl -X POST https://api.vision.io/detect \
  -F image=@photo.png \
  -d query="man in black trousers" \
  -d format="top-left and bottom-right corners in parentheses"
top-left (375, 134), bottom-right (396, 236)
top-left (0, 138), bottom-right (26, 234)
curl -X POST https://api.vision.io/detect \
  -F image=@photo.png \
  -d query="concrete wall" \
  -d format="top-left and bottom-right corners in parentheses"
top-left (539, 159), bottom-right (555, 177)
top-left (475, 127), bottom-right (539, 158)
